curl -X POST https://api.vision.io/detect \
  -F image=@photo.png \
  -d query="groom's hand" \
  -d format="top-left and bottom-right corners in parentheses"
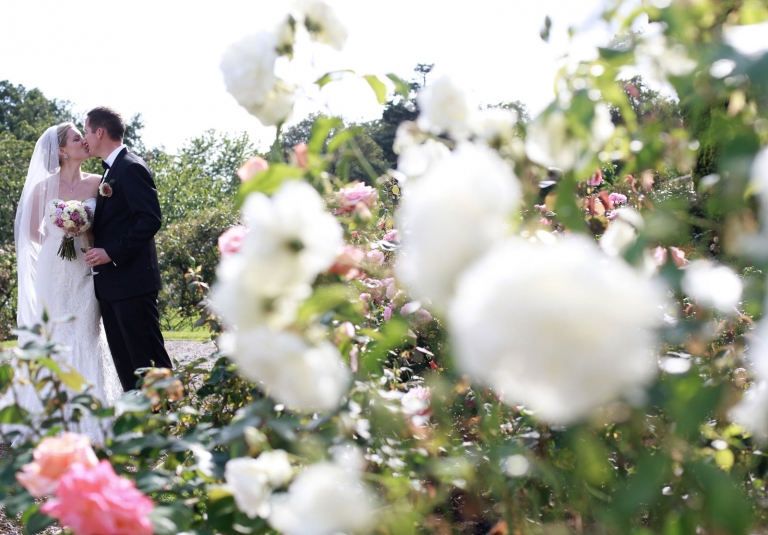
top-left (84, 248), bottom-right (112, 267)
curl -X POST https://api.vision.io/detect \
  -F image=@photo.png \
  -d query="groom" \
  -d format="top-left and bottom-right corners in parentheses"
top-left (83, 106), bottom-right (172, 392)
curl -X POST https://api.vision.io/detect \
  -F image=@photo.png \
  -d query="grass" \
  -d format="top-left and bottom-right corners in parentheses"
top-left (1, 331), bottom-right (211, 350)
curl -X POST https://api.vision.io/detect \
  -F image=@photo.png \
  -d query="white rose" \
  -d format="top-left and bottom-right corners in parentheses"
top-left (600, 208), bottom-right (644, 257)
top-left (396, 138), bottom-right (451, 179)
top-left (473, 107), bottom-right (517, 145)
top-left (268, 462), bottom-right (376, 535)
top-left (63, 220), bottom-right (75, 229)
top-left (226, 451), bottom-right (293, 519)
top-left (681, 259), bottom-right (743, 313)
top-left (396, 142), bottom-right (521, 310)
top-left (232, 327), bottom-right (350, 412)
top-left (61, 212), bottom-right (71, 221)
top-left (221, 31), bottom-right (279, 115)
top-left (417, 76), bottom-right (476, 141)
top-left (449, 237), bottom-right (662, 424)
top-left (295, 0), bottom-right (348, 51)
top-left (239, 180), bottom-right (342, 298)
top-left (249, 83), bottom-right (296, 127)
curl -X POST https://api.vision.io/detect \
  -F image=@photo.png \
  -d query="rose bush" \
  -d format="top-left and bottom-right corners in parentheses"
top-left (3, 1), bottom-right (768, 534)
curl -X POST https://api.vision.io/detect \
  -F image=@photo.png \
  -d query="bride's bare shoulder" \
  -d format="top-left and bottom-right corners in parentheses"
top-left (83, 173), bottom-right (101, 181)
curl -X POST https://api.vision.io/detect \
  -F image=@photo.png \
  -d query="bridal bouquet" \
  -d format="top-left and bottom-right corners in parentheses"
top-left (49, 200), bottom-right (92, 260)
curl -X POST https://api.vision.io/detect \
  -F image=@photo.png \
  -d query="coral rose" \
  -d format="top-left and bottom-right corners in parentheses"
top-left (237, 156), bottom-right (269, 182)
top-left (293, 142), bottom-right (309, 169)
top-left (16, 433), bottom-right (98, 498)
top-left (218, 225), bottom-right (247, 259)
top-left (41, 460), bottom-right (154, 535)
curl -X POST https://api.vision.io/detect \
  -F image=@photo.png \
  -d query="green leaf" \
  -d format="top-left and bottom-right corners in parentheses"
top-left (0, 404), bottom-right (28, 424)
top-left (386, 73), bottom-right (411, 99)
top-left (297, 284), bottom-right (360, 325)
top-left (360, 319), bottom-right (409, 375)
top-left (37, 357), bottom-right (87, 391)
top-left (363, 75), bottom-right (388, 104)
top-left (315, 69), bottom-right (355, 88)
top-left (21, 504), bottom-right (55, 534)
top-left (115, 391), bottom-right (153, 413)
top-left (554, 174), bottom-right (586, 231)
top-left (690, 461), bottom-right (753, 535)
top-left (540, 15), bottom-right (552, 42)
top-left (309, 116), bottom-right (344, 154)
top-left (149, 503), bottom-right (194, 535)
top-left (235, 164), bottom-right (305, 207)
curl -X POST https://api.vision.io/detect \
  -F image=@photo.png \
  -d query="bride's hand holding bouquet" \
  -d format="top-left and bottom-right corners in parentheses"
top-left (49, 200), bottom-right (93, 260)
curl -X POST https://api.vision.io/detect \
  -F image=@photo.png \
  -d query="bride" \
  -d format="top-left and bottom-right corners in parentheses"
top-left (3, 122), bottom-right (122, 443)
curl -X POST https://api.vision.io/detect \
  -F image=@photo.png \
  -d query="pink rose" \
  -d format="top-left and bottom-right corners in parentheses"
top-left (337, 183), bottom-right (378, 213)
top-left (383, 305), bottom-right (393, 321)
top-left (293, 142), bottom-right (309, 169)
top-left (383, 229), bottom-right (400, 242)
top-left (608, 192), bottom-right (628, 205)
top-left (218, 225), bottom-right (247, 258)
top-left (364, 250), bottom-right (385, 267)
top-left (587, 169), bottom-right (603, 187)
top-left (669, 246), bottom-right (688, 268)
top-left (652, 246), bottom-right (667, 267)
top-left (42, 460), bottom-right (154, 535)
top-left (70, 211), bottom-right (80, 221)
top-left (400, 301), bottom-right (421, 316)
top-left (16, 433), bottom-right (98, 498)
top-left (55, 218), bottom-right (64, 227)
top-left (534, 204), bottom-right (547, 213)
top-left (539, 217), bottom-right (552, 226)
top-left (359, 292), bottom-right (372, 302)
top-left (329, 246), bottom-right (365, 278)
top-left (335, 321), bottom-right (355, 343)
top-left (237, 156), bottom-right (269, 182)
top-left (363, 278), bottom-right (384, 300)
top-left (412, 308), bottom-right (433, 326)
top-left (353, 202), bottom-right (373, 221)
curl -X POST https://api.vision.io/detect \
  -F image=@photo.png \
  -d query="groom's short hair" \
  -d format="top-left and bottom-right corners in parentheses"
top-left (86, 107), bottom-right (125, 142)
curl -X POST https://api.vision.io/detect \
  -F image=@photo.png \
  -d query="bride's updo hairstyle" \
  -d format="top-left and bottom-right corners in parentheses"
top-left (86, 106), bottom-right (125, 142)
top-left (55, 122), bottom-right (77, 168)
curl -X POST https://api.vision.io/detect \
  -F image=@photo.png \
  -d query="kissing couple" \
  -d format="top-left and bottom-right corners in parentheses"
top-left (4, 106), bottom-right (173, 443)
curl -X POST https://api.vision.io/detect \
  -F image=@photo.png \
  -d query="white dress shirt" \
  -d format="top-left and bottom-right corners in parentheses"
top-left (102, 145), bottom-right (126, 179)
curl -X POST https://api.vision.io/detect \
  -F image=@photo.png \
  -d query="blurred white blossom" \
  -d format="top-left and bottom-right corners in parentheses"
top-left (269, 462), bottom-right (376, 535)
top-left (417, 76), bottom-right (476, 140)
top-left (233, 327), bottom-right (350, 412)
top-left (394, 122), bottom-right (451, 179)
top-left (249, 83), bottom-right (297, 127)
top-left (220, 31), bottom-right (280, 115)
top-left (681, 260), bottom-right (743, 313)
top-left (449, 237), bottom-right (662, 424)
top-left (226, 451), bottom-right (293, 519)
top-left (474, 107), bottom-right (517, 146)
top-left (600, 208), bottom-right (643, 257)
top-left (295, 0), bottom-right (348, 50)
top-left (396, 142), bottom-right (521, 310)
top-left (635, 27), bottom-right (697, 86)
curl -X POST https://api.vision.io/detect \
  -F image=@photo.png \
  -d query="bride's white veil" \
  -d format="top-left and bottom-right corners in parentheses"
top-left (14, 125), bottom-right (62, 332)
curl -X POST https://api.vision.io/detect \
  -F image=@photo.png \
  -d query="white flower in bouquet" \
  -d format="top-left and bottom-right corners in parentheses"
top-left (221, 31), bottom-right (279, 114)
top-left (233, 327), bottom-right (350, 412)
top-left (269, 462), bottom-right (376, 535)
top-left (448, 237), bottom-right (663, 424)
top-left (600, 207), bottom-right (643, 257)
top-left (249, 82), bottom-right (297, 127)
top-left (396, 142), bottom-right (521, 310)
top-left (681, 259), bottom-right (743, 313)
top-left (239, 180), bottom-right (342, 298)
top-left (295, 0), bottom-right (348, 50)
top-left (226, 451), bottom-right (293, 519)
top-left (417, 75), bottom-right (476, 141)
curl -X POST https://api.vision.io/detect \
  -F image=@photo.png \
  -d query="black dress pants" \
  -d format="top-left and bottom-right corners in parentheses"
top-left (99, 291), bottom-right (172, 392)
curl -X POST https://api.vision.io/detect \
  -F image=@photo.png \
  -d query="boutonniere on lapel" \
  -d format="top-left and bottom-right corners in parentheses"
top-left (99, 180), bottom-right (115, 198)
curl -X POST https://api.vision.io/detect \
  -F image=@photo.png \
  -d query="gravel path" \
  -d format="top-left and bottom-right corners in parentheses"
top-left (0, 340), bottom-right (218, 535)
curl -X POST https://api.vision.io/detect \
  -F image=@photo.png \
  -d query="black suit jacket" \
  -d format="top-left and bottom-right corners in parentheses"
top-left (92, 148), bottom-right (163, 302)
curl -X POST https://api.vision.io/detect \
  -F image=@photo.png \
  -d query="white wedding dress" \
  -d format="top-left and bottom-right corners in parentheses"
top-left (2, 198), bottom-right (122, 444)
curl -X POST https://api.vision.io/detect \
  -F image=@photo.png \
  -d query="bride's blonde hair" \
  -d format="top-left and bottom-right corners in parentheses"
top-left (56, 122), bottom-right (77, 164)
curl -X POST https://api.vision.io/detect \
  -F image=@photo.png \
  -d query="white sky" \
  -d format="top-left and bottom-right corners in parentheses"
top-left (0, 0), bottom-right (623, 153)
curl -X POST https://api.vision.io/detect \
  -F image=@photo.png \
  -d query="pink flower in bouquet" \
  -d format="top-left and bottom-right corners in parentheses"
top-left (587, 169), bottom-right (603, 187)
top-left (293, 142), bottom-right (309, 169)
top-left (218, 225), bottom-right (247, 258)
top-left (608, 192), bottom-right (628, 205)
top-left (70, 211), bottom-right (80, 221)
top-left (41, 460), bottom-right (154, 535)
top-left (55, 218), bottom-right (64, 227)
top-left (58, 202), bottom-right (66, 209)
top-left (237, 156), bottom-right (269, 182)
top-left (16, 433), bottom-right (98, 498)
top-left (337, 183), bottom-right (378, 213)
top-left (383, 229), bottom-right (400, 242)
top-left (330, 246), bottom-right (365, 278)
